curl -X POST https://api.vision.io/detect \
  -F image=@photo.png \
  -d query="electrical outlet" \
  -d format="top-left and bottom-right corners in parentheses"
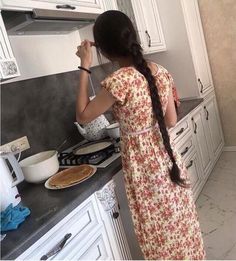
top-left (0, 136), bottom-right (30, 153)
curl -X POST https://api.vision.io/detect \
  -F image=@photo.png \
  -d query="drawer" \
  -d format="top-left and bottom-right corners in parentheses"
top-left (72, 228), bottom-right (114, 260)
top-left (176, 134), bottom-right (194, 160)
top-left (169, 118), bottom-right (190, 145)
top-left (17, 195), bottom-right (102, 260)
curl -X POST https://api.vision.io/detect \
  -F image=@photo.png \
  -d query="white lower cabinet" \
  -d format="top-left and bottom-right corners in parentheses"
top-left (190, 106), bottom-right (212, 178)
top-left (184, 151), bottom-right (202, 200)
top-left (173, 94), bottom-right (224, 200)
top-left (69, 227), bottom-right (114, 260)
top-left (203, 94), bottom-right (224, 161)
top-left (16, 194), bottom-right (119, 260)
top-left (95, 180), bottom-right (132, 260)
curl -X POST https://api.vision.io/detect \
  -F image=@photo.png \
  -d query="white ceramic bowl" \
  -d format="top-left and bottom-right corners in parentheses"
top-left (19, 150), bottom-right (59, 183)
top-left (106, 122), bottom-right (120, 139)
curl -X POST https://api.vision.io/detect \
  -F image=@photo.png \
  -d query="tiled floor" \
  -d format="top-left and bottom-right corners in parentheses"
top-left (196, 152), bottom-right (236, 260)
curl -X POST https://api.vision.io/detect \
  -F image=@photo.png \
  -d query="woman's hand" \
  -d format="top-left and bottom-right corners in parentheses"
top-left (76, 40), bottom-right (95, 69)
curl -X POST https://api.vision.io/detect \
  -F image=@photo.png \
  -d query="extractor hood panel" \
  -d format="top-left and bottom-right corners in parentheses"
top-left (2, 9), bottom-right (98, 35)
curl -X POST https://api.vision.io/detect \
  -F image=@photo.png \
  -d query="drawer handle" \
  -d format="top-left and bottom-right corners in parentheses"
top-left (186, 160), bottom-right (193, 169)
top-left (181, 146), bottom-right (189, 157)
top-left (40, 233), bottom-right (72, 260)
top-left (56, 4), bottom-right (76, 10)
top-left (113, 212), bottom-right (119, 219)
top-left (145, 30), bottom-right (151, 47)
top-left (176, 127), bottom-right (184, 136)
top-left (204, 106), bottom-right (209, 120)
top-left (191, 118), bottom-right (197, 134)
top-left (198, 78), bottom-right (204, 93)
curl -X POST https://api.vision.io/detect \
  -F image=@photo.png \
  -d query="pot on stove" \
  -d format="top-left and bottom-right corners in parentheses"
top-left (74, 114), bottom-right (110, 141)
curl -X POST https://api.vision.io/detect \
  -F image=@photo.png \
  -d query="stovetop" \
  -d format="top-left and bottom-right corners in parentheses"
top-left (58, 139), bottom-right (121, 169)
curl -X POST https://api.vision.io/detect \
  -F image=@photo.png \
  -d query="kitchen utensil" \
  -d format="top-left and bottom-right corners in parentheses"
top-left (88, 74), bottom-right (96, 97)
top-left (45, 165), bottom-right (97, 190)
top-left (19, 150), bottom-right (59, 183)
top-left (56, 138), bottom-right (68, 154)
top-left (106, 122), bottom-right (120, 139)
top-left (73, 140), bottom-right (113, 156)
top-left (0, 151), bottom-right (24, 211)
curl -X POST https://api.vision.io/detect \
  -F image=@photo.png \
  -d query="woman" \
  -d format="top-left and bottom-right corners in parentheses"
top-left (76, 10), bottom-right (205, 260)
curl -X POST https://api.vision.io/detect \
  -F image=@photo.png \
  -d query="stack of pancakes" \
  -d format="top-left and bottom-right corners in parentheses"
top-left (49, 165), bottom-right (95, 188)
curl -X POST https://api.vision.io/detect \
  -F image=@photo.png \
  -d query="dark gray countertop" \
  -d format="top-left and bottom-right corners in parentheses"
top-left (177, 98), bottom-right (203, 122)
top-left (1, 98), bottom-right (203, 260)
top-left (1, 157), bottom-right (122, 260)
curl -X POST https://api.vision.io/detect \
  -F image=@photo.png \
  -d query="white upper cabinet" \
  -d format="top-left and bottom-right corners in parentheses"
top-left (0, 12), bottom-right (20, 80)
top-left (116, 0), bottom-right (166, 54)
top-left (0, 0), bottom-right (107, 13)
top-left (181, 0), bottom-right (214, 97)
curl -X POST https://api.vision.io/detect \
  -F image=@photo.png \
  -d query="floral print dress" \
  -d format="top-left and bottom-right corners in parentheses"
top-left (101, 64), bottom-right (205, 260)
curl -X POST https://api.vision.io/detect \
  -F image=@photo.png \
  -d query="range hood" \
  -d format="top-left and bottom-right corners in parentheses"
top-left (1, 9), bottom-right (98, 35)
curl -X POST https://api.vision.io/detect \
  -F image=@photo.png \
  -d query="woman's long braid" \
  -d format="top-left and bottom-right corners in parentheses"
top-left (130, 43), bottom-right (185, 186)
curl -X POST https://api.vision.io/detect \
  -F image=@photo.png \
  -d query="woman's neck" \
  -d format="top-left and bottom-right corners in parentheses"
top-left (116, 57), bottom-right (134, 68)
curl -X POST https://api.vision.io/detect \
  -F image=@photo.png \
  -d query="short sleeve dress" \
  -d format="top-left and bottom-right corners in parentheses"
top-left (101, 64), bottom-right (205, 260)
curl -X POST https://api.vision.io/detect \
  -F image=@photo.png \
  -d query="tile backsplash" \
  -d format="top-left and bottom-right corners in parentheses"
top-left (1, 64), bottom-right (113, 158)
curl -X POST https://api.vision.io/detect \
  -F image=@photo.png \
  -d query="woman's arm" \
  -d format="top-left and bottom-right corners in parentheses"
top-left (148, 62), bottom-right (177, 128)
top-left (164, 88), bottom-right (177, 128)
top-left (76, 88), bottom-right (115, 124)
top-left (75, 40), bottom-right (115, 124)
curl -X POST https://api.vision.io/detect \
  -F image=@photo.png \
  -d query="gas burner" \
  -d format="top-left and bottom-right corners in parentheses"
top-left (58, 139), bottom-right (121, 168)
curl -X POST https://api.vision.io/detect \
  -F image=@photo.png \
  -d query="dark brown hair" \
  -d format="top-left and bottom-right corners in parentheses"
top-left (93, 10), bottom-right (185, 186)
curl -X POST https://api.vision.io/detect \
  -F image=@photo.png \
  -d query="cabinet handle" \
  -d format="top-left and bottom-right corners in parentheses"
top-left (191, 118), bottom-right (197, 134)
top-left (198, 78), bottom-right (204, 93)
top-left (176, 127), bottom-right (184, 136)
top-left (40, 233), bottom-right (72, 260)
top-left (181, 146), bottom-right (189, 157)
top-left (186, 160), bottom-right (193, 169)
top-left (204, 106), bottom-right (209, 120)
top-left (113, 212), bottom-right (119, 219)
top-left (145, 30), bottom-right (151, 47)
top-left (56, 4), bottom-right (76, 10)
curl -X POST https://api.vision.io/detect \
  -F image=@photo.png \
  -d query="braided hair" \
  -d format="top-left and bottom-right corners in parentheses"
top-left (93, 11), bottom-right (185, 186)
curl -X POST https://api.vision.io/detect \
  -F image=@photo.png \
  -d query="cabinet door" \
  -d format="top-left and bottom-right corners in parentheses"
top-left (95, 180), bottom-right (132, 260)
top-left (191, 108), bottom-right (212, 178)
top-left (17, 195), bottom-right (103, 260)
top-left (181, 0), bottom-right (213, 97)
top-left (185, 152), bottom-right (202, 200)
top-left (0, 13), bottom-right (20, 80)
top-left (203, 95), bottom-right (224, 160)
top-left (131, 0), bottom-right (166, 53)
top-left (0, 0), bottom-right (106, 13)
top-left (117, 0), bottom-right (166, 54)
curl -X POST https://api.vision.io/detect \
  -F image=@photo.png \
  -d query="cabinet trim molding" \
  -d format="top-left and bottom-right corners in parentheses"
top-left (223, 146), bottom-right (236, 152)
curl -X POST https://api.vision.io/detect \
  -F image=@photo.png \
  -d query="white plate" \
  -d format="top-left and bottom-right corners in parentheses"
top-left (44, 165), bottom-right (97, 190)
